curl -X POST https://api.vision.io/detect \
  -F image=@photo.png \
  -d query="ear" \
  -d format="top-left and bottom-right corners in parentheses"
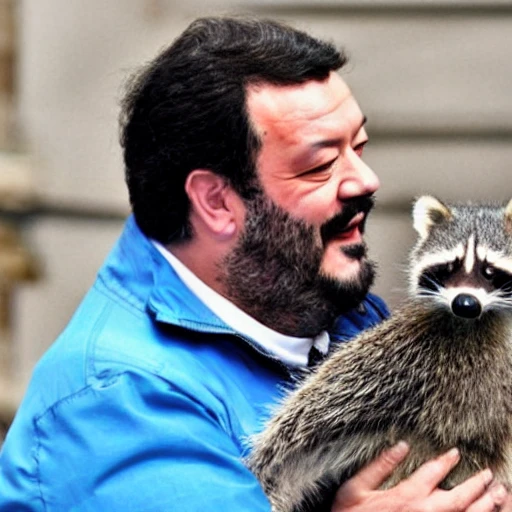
top-left (412, 195), bottom-right (452, 239)
top-left (184, 170), bottom-right (241, 240)
top-left (505, 198), bottom-right (512, 234)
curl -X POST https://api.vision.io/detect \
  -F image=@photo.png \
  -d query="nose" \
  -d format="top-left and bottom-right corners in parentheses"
top-left (338, 152), bottom-right (380, 200)
top-left (451, 293), bottom-right (482, 319)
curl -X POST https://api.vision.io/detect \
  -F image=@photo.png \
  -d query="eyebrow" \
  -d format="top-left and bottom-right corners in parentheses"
top-left (310, 115), bottom-right (368, 150)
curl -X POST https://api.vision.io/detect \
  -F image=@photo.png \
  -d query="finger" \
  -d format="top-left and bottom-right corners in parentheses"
top-left (465, 483), bottom-right (508, 512)
top-left (339, 441), bottom-right (410, 497)
top-left (404, 448), bottom-right (461, 493)
top-left (497, 491), bottom-right (512, 512)
top-left (427, 469), bottom-right (496, 512)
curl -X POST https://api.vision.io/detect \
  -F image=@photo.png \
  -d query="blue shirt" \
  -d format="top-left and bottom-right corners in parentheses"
top-left (0, 215), bottom-right (388, 511)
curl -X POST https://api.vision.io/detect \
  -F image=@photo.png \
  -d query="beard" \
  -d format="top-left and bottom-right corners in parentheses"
top-left (220, 193), bottom-right (376, 337)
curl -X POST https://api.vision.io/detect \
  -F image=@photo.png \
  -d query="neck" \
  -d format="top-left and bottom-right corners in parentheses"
top-left (167, 239), bottom-right (228, 296)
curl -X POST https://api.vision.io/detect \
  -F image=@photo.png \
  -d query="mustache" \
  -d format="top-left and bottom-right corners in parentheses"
top-left (320, 195), bottom-right (375, 244)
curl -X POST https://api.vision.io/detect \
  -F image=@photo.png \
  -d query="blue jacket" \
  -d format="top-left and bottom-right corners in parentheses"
top-left (0, 216), bottom-right (388, 511)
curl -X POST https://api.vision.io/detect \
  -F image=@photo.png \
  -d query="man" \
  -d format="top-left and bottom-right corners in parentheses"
top-left (0, 17), bottom-right (508, 511)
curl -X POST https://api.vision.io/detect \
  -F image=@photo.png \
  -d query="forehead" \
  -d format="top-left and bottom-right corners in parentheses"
top-left (246, 72), bottom-right (361, 143)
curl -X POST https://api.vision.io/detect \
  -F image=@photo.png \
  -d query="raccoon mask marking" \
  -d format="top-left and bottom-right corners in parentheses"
top-left (411, 196), bottom-right (512, 320)
top-left (248, 196), bottom-right (512, 512)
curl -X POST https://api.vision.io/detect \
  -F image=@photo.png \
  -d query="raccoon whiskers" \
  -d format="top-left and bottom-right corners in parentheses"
top-left (415, 274), bottom-right (442, 296)
top-left (485, 290), bottom-right (512, 312)
top-left (417, 289), bottom-right (447, 310)
top-left (415, 276), bottom-right (447, 307)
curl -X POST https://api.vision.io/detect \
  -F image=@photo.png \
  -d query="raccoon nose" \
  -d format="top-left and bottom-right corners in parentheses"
top-left (451, 293), bottom-right (482, 319)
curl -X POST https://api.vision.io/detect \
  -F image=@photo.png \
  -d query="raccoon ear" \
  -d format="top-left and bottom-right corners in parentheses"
top-left (412, 195), bottom-right (453, 239)
top-left (505, 199), bottom-right (512, 234)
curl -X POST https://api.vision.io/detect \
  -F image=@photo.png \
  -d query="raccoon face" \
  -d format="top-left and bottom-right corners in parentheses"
top-left (409, 196), bottom-right (512, 319)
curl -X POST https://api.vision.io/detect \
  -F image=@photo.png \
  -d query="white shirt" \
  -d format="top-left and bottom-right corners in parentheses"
top-left (152, 241), bottom-right (330, 368)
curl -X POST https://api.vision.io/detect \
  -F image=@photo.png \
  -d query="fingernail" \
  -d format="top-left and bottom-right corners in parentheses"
top-left (447, 448), bottom-right (460, 461)
top-left (392, 441), bottom-right (409, 456)
top-left (482, 468), bottom-right (493, 486)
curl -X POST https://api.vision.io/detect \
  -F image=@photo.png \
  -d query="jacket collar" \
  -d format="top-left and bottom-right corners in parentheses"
top-left (101, 217), bottom-right (294, 371)
top-left (101, 216), bottom-right (227, 330)
top-left (100, 216), bottom-right (388, 365)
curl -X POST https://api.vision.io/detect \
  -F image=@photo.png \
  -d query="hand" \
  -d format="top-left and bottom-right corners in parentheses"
top-left (332, 442), bottom-right (508, 512)
top-left (500, 492), bottom-right (512, 512)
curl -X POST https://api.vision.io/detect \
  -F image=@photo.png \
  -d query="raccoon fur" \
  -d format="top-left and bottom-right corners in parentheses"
top-left (247, 195), bottom-right (512, 512)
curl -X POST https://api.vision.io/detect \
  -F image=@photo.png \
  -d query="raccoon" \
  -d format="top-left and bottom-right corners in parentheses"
top-left (247, 195), bottom-right (512, 512)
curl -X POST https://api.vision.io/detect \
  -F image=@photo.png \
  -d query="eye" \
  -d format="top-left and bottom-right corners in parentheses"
top-left (299, 157), bottom-right (338, 177)
top-left (418, 259), bottom-right (461, 292)
top-left (445, 258), bottom-right (462, 274)
top-left (482, 264), bottom-right (495, 280)
top-left (353, 140), bottom-right (368, 157)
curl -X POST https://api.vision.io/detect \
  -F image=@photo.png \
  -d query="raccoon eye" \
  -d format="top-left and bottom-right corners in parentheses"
top-left (446, 259), bottom-right (461, 274)
top-left (482, 264), bottom-right (495, 280)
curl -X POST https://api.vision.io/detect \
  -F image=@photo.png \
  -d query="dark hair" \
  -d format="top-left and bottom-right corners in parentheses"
top-left (120, 17), bottom-right (347, 243)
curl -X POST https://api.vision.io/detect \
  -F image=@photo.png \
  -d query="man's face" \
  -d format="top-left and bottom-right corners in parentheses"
top-left (246, 72), bottom-right (380, 284)
top-left (221, 73), bottom-right (380, 337)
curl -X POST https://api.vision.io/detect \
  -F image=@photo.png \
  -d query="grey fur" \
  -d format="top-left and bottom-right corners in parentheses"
top-left (247, 196), bottom-right (512, 512)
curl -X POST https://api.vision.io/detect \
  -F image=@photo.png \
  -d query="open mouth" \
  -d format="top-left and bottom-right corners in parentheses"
top-left (320, 195), bottom-right (374, 245)
top-left (331, 212), bottom-right (365, 242)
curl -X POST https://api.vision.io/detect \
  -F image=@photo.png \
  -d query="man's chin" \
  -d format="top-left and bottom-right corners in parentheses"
top-left (318, 257), bottom-right (376, 314)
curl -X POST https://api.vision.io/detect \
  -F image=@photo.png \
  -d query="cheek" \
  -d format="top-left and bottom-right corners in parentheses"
top-left (288, 192), bottom-right (341, 228)
top-left (262, 175), bottom-right (340, 224)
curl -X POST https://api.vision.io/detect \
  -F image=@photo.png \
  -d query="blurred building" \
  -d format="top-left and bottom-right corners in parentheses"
top-left (0, 0), bottom-right (511, 422)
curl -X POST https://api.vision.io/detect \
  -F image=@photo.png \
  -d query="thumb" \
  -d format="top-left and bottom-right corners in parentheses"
top-left (334, 442), bottom-right (410, 506)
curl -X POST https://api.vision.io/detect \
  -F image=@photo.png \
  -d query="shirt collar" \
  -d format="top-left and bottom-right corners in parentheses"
top-left (152, 241), bottom-right (329, 367)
